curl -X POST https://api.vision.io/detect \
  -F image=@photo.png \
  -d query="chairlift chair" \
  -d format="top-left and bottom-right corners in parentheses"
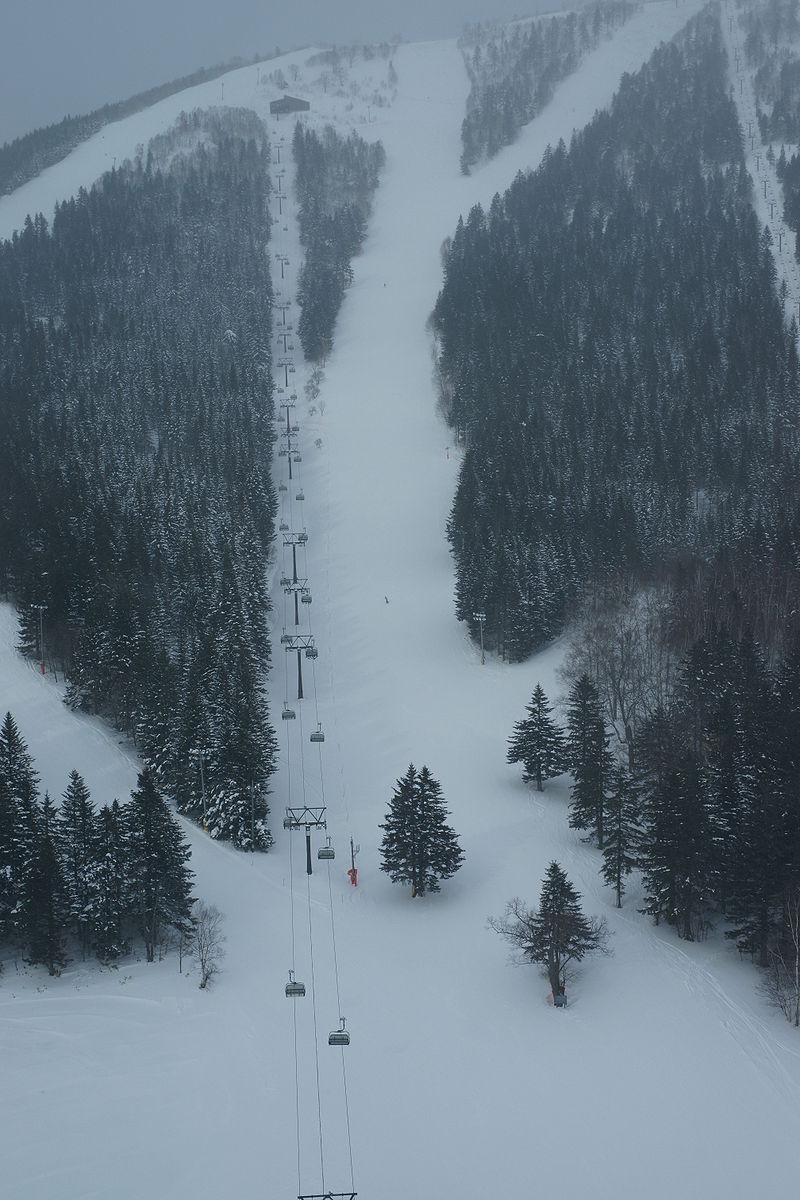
top-left (329, 1017), bottom-right (350, 1046)
top-left (301, 591), bottom-right (312, 604)
top-left (310, 723), bottom-right (325, 744)
top-left (280, 632), bottom-right (293, 644)
top-left (280, 575), bottom-right (291, 588)
top-left (291, 424), bottom-right (300, 433)
top-left (282, 702), bottom-right (296, 720)
top-left (293, 453), bottom-right (302, 463)
top-left (305, 646), bottom-right (318, 659)
top-left (279, 520), bottom-right (289, 532)
top-left (285, 970), bottom-right (306, 998)
top-left (278, 482), bottom-right (288, 492)
top-left (297, 531), bottom-right (308, 544)
top-left (296, 490), bottom-right (305, 501)
top-left (318, 836), bottom-right (335, 860)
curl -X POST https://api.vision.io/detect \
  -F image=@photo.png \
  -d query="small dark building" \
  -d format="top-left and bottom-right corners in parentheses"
top-left (270, 95), bottom-right (311, 116)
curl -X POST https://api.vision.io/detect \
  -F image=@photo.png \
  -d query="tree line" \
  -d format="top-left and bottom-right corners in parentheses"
top-left (458, 1), bottom-right (636, 173)
top-left (293, 122), bottom-right (385, 361)
top-left (0, 108), bottom-right (278, 848)
top-left (0, 712), bottom-right (194, 975)
top-left (433, 8), bottom-right (799, 663)
top-left (0, 54), bottom-right (276, 196)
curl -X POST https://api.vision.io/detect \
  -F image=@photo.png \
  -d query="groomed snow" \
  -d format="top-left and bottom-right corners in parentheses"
top-left (4, 5), bottom-right (800, 1198)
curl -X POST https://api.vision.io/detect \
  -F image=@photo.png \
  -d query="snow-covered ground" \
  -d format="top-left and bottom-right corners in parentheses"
top-left (4, 4), bottom-right (800, 1198)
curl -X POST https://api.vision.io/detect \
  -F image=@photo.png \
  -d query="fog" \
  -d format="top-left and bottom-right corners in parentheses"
top-left (0, 0), bottom-right (559, 146)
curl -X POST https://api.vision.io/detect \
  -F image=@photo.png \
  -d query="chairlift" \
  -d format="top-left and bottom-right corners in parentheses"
top-left (285, 970), bottom-right (306, 998)
top-left (328, 1017), bottom-right (350, 1047)
top-left (280, 632), bottom-right (293, 644)
top-left (301, 591), bottom-right (312, 604)
top-left (281, 702), bottom-right (296, 720)
top-left (291, 424), bottom-right (300, 433)
top-left (296, 490), bottom-right (305, 501)
top-left (278, 482), bottom-right (288, 492)
top-left (278, 447), bottom-right (288, 457)
top-left (289, 365), bottom-right (296, 373)
top-left (318, 836), bottom-right (335, 861)
top-left (279, 520), bottom-right (289, 532)
top-left (279, 575), bottom-right (291, 587)
top-left (297, 531), bottom-right (308, 544)
top-left (310, 723), bottom-right (325, 744)
top-left (305, 646), bottom-right (318, 660)
top-left (293, 453), bottom-right (302, 463)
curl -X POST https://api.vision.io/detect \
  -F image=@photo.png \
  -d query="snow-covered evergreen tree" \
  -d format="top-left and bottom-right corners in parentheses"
top-left (601, 762), bottom-right (639, 907)
top-left (24, 793), bottom-right (67, 974)
top-left (566, 674), bottom-right (613, 846)
top-left (58, 770), bottom-right (96, 957)
top-left (491, 861), bottom-right (608, 1000)
top-left (379, 764), bottom-right (464, 896)
top-left (507, 682), bottom-right (566, 791)
top-left (91, 800), bottom-right (129, 961)
top-left (125, 768), bottom-right (194, 961)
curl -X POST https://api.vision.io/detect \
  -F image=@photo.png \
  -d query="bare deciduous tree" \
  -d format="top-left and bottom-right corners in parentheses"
top-left (194, 902), bottom-right (226, 989)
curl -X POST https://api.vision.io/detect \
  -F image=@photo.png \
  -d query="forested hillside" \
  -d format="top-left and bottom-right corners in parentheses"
top-left (293, 123), bottom-right (385, 360)
top-left (0, 108), bottom-right (277, 848)
top-left (459, 0), bottom-right (636, 172)
top-left (434, 8), bottom-right (800, 662)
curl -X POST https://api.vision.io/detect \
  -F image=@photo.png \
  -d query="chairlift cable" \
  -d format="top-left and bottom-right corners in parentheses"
top-left (287, 723), bottom-right (302, 1194)
top-left (307, 870), bottom-right (327, 1195)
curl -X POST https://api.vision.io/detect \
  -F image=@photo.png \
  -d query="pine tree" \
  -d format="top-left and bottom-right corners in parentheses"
top-left (490, 861), bottom-right (608, 1000)
top-left (91, 800), bottom-right (129, 961)
top-left (379, 764), bottom-right (464, 897)
top-left (507, 683), bottom-right (566, 791)
top-left (125, 768), bottom-right (194, 961)
top-left (637, 707), bottom-right (713, 940)
top-left (24, 793), bottom-right (67, 974)
top-left (601, 762), bottom-right (639, 907)
top-left (566, 675), bottom-right (613, 846)
top-left (0, 711), bottom-right (42, 944)
top-left (58, 770), bottom-right (96, 957)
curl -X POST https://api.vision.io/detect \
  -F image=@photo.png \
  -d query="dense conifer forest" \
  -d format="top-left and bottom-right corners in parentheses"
top-left (434, 8), bottom-right (800, 663)
top-left (458, 0), bottom-right (636, 173)
top-left (0, 108), bottom-right (278, 848)
top-left (0, 711), bottom-right (195, 972)
top-left (293, 123), bottom-right (385, 360)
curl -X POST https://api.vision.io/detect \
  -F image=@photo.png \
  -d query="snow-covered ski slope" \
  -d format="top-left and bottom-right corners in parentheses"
top-left (5, 4), bottom-right (800, 1198)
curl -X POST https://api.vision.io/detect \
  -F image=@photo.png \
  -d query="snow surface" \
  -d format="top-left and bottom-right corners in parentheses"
top-left (4, 4), bottom-right (800, 1198)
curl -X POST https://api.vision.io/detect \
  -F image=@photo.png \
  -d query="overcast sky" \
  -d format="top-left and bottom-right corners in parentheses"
top-left (0, 0), bottom-right (560, 146)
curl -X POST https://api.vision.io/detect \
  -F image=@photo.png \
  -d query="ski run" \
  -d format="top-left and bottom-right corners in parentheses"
top-left (3, 3), bottom-right (800, 1198)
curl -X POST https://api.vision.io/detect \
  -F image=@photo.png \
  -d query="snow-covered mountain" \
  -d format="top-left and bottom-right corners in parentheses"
top-left (3, 4), bottom-right (800, 1198)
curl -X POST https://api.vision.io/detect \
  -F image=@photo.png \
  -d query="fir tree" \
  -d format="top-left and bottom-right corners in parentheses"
top-left (565, 675), bottom-right (613, 846)
top-left (507, 682), bottom-right (566, 791)
top-left (490, 861), bottom-right (608, 999)
top-left (58, 770), bottom-right (96, 957)
top-left (91, 800), bottom-right (129, 961)
top-left (24, 793), bottom-right (67, 974)
top-left (379, 764), bottom-right (464, 896)
top-left (601, 761), bottom-right (639, 907)
top-left (0, 712), bottom-right (42, 944)
top-left (125, 768), bottom-right (194, 961)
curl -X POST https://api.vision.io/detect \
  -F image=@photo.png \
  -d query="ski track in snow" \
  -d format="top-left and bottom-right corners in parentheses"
top-left (4, 5), bottom-right (800, 1198)
top-left (721, 0), bottom-right (800, 332)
